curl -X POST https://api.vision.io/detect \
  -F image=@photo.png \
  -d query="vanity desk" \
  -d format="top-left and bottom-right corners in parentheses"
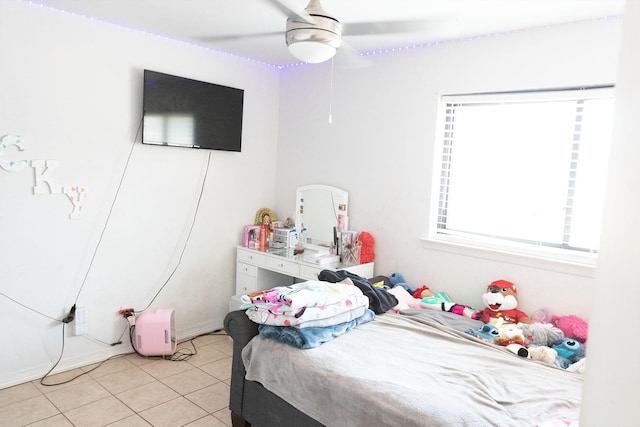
top-left (231, 246), bottom-right (375, 311)
top-left (231, 184), bottom-right (374, 311)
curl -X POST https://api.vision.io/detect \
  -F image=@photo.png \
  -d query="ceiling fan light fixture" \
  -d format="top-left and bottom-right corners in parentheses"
top-left (285, 7), bottom-right (341, 64)
top-left (288, 40), bottom-right (337, 63)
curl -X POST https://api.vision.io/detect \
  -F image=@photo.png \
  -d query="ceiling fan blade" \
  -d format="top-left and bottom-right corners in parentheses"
top-left (199, 31), bottom-right (283, 43)
top-left (342, 18), bottom-right (460, 37)
top-left (263, 0), bottom-right (315, 24)
top-left (335, 40), bottom-right (372, 68)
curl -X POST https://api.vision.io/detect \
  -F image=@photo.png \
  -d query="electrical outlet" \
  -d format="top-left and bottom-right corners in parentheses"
top-left (74, 306), bottom-right (88, 335)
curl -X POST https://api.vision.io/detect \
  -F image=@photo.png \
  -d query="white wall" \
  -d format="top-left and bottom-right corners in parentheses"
top-left (582, 1), bottom-right (640, 424)
top-left (0, 2), bottom-right (280, 387)
top-left (276, 18), bottom-right (622, 320)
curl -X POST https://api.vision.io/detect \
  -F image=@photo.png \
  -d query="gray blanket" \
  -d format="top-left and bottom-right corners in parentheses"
top-left (242, 310), bottom-right (582, 427)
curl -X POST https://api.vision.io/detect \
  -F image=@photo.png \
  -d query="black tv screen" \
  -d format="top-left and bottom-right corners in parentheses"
top-left (142, 70), bottom-right (244, 152)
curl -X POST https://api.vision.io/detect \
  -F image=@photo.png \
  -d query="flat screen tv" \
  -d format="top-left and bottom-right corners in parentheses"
top-left (142, 70), bottom-right (244, 152)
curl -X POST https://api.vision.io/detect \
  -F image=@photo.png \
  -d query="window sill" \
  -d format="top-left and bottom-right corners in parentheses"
top-left (419, 235), bottom-right (597, 278)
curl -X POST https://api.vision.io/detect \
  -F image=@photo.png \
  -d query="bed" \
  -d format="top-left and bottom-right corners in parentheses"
top-left (224, 305), bottom-right (583, 427)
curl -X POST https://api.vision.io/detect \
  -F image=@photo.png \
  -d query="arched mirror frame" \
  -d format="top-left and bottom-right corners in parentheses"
top-left (295, 184), bottom-right (348, 249)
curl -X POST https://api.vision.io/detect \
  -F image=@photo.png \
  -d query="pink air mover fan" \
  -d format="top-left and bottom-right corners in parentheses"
top-left (135, 309), bottom-right (176, 356)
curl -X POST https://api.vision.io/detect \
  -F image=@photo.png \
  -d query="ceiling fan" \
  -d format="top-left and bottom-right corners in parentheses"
top-left (207, 0), bottom-right (459, 64)
top-left (273, 0), bottom-right (459, 63)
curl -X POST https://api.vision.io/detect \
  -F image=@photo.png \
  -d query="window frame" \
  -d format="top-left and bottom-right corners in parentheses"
top-left (425, 85), bottom-right (615, 270)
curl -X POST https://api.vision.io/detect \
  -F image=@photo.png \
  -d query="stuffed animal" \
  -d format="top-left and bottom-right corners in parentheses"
top-left (389, 273), bottom-right (434, 299)
top-left (528, 345), bottom-right (558, 365)
top-left (552, 338), bottom-right (586, 369)
top-left (480, 280), bottom-right (531, 324)
top-left (420, 291), bottom-right (480, 320)
top-left (494, 323), bottom-right (529, 357)
top-left (412, 285), bottom-right (434, 299)
top-left (519, 322), bottom-right (565, 347)
top-left (567, 358), bottom-right (587, 374)
top-left (467, 323), bottom-right (501, 343)
top-left (357, 231), bottom-right (375, 263)
top-left (387, 286), bottom-right (479, 320)
top-left (551, 314), bottom-right (589, 344)
top-left (530, 307), bottom-right (551, 324)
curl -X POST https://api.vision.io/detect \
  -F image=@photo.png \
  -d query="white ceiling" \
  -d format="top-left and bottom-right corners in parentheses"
top-left (35, 0), bottom-right (625, 66)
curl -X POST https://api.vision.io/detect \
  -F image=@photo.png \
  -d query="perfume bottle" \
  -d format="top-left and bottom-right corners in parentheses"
top-left (259, 224), bottom-right (267, 251)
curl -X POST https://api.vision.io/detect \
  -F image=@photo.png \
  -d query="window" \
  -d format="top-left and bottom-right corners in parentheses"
top-left (432, 86), bottom-right (615, 263)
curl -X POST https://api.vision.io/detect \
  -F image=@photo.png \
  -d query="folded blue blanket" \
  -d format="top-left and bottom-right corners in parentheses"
top-left (258, 309), bottom-right (375, 349)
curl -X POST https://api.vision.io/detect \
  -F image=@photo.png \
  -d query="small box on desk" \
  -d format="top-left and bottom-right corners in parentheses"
top-left (135, 309), bottom-right (176, 356)
top-left (302, 253), bottom-right (340, 265)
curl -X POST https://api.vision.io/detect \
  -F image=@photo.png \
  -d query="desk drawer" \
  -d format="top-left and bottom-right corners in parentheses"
top-left (299, 264), bottom-right (324, 281)
top-left (236, 262), bottom-right (257, 278)
top-left (266, 256), bottom-right (299, 276)
top-left (237, 248), bottom-right (266, 266)
top-left (236, 272), bottom-right (257, 295)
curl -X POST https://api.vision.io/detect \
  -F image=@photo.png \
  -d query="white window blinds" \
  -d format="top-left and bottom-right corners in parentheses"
top-left (435, 86), bottom-right (614, 256)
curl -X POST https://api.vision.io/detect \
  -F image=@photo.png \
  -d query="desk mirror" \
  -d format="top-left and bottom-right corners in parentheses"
top-left (295, 184), bottom-right (348, 249)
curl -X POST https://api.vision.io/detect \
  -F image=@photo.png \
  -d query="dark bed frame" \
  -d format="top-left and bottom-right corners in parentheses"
top-left (224, 310), bottom-right (325, 427)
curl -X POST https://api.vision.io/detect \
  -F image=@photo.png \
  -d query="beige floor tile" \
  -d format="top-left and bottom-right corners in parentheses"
top-left (26, 413), bottom-right (74, 426)
top-left (86, 355), bottom-right (136, 378)
top-left (33, 368), bottom-right (92, 393)
top-left (160, 367), bottom-right (218, 396)
top-left (93, 366), bottom-right (156, 395)
top-left (192, 333), bottom-right (229, 348)
top-left (198, 357), bottom-right (232, 382)
top-left (185, 345), bottom-right (228, 368)
top-left (174, 340), bottom-right (198, 355)
top-left (138, 397), bottom-right (208, 427)
top-left (44, 378), bottom-right (111, 412)
top-left (185, 382), bottom-right (230, 414)
top-left (122, 352), bottom-right (156, 367)
top-left (212, 408), bottom-right (233, 427)
top-left (184, 414), bottom-right (229, 427)
top-left (138, 358), bottom-right (194, 379)
top-left (63, 395), bottom-right (134, 426)
top-left (211, 339), bottom-right (233, 357)
top-left (0, 382), bottom-right (42, 408)
top-left (5, 338), bottom-right (236, 427)
top-left (0, 395), bottom-right (59, 427)
top-left (104, 414), bottom-right (152, 426)
top-left (115, 381), bottom-right (179, 413)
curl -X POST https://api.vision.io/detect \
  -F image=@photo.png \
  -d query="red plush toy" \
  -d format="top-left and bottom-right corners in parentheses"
top-left (480, 280), bottom-right (531, 324)
top-left (357, 231), bottom-right (375, 263)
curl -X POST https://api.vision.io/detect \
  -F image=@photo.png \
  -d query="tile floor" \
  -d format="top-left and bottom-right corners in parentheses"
top-left (0, 332), bottom-right (233, 427)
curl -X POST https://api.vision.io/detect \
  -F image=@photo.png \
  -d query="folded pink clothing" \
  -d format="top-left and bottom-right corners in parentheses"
top-left (388, 286), bottom-right (434, 313)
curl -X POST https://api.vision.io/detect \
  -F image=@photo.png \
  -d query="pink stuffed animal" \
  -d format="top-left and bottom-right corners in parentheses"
top-left (551, 315), bottom-right (589, 343)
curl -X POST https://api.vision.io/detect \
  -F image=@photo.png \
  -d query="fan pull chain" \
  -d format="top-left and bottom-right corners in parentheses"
top-left (328, 57), bottom-right (334, 124)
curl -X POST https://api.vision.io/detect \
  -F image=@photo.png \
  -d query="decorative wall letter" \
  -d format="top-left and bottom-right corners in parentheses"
top-left (0, 134), bottom-right (28, 172)
top-left (64, 186), bottom-right (88, 219)
top-left (2, 133), bottom-right (89, 219)
top-left (31, 160), bottom-right (62, 194)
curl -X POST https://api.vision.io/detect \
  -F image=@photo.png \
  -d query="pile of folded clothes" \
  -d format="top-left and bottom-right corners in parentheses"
top-left (241, 280), bottom-right (374, 349)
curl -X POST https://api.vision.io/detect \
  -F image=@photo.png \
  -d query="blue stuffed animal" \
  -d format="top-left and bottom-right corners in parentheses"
top-left (467, 324), bottom-right (501, 343)
top-left (552, 338), bottom-right (586, 369)
top-left (389, 272), bottom-right (414, 293)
